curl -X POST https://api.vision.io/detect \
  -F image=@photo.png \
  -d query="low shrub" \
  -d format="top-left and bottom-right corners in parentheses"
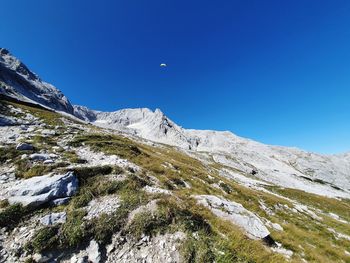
top-left (16, 161), bottom-right (69, 178)
top-left (181, 231), bottom-right (215, 263)
top-left (70, 165), bottom-right (113, 183)
top-left (89, 207), bottom-right (129, 244)
top-left (27, 226), bottom-right (59, 253)
top-left (0, 203), bottom-right (28, 229)
top-left (60, 210), bottom-right (87, 248)
top-left (219, 182), bottom-right (232, 194)
top-left (0, 146), bottom-right (23, 164)
top-left (0, 199), bottom-right (9, 208)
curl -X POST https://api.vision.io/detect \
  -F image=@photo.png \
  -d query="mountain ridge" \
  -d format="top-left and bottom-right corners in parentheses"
top-left (1, 48), bottom-right (350, 198)
top-left (1, 48), bottom-right (350, 262)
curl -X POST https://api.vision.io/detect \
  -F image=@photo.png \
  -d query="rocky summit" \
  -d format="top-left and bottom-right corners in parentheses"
top-left (0, 49), bottom-right (350, 262)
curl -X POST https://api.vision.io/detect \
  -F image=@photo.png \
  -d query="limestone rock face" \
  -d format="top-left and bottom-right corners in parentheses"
top-left (106, 232), bottom-right (186, 263)
top-left (29, 153), bottom-right (58, 161)
top-left (69, 240), bottom-right (101, 263)
top-left (0, 48), bottom-right (74, 114)
top-left (6, 171), bottom-right (78, 207)
top-left (39, 212), bottom-right (67, 226)
top-left (195, 195), bottom-right (270, 240)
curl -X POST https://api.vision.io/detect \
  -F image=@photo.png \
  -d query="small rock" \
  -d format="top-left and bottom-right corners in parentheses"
top-left (43, 159), bottom-right (54, 164)
top-left (33, 253), bottom-right (51, 263)
top-left (29, 153), bottom-right (57, 161)
top-left (87, 240), bottom-right (101, 263)
top-left (20, 125), bottom-right (28, 131)
top-left (50, 197), bottom-right (71, 206)
top-left (16, 143), bottom-right (33, 151)
top-left (40, 212), bottom-right (67, 226)
top-left (27, 127), bottom-right (36, 132)
top-left (41, 129), bottom-right (56, 136)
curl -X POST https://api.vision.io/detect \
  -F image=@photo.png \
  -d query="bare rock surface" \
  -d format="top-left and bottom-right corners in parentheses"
top-left (4, 171), bottom-right (78, 207)
top-left (75, 147), bottom-right (140, 171)
top-left (106, 231), bottom-right (186, 263)
top-left (143, 185), bottom-right (172, 195)
top-left (195, 195), bottom-right (270, 239)
top-left (29, 153), bottom-right (58, 162)
top-left (39, 212), bottom-right (67, 226)
top-left (84, 195), bottom-right (121, 220)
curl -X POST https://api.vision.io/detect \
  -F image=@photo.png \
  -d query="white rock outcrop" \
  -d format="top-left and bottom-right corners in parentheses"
top-left (29, 153), bottom-right (58, 162)
top-left (69, 240), bottom-right (101, 263)
top-left (40, 212), bottom-right (67, 226)
top-left (84, 195), bottom-right (121, 220)
top-left (106, 232), bottom-right (185, 263)
top-left (195, 195), bottom-right (270, 239)
top-left (6, 172), bottom-right (78, 207)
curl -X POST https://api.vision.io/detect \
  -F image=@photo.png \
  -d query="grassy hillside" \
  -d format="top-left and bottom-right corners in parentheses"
top-left (1, 99), bottom-right (350, 263)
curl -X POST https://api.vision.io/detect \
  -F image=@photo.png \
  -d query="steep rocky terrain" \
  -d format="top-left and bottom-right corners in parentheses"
top-left (1, 49), bottom-right (350, 263)
top-left (73, 105), bottom-right (350, 199)
top-left (0, 48), bottom-right (74, 114)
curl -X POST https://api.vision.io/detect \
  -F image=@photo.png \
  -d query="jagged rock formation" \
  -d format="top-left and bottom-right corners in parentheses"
top-left (73, 104), bottom-right (350, 198)
top-left (0, 48), bottom-right (74, 114)
top-left (195, 195), bottom-right (271, 240)
top-left (4, 172), bottom-right (78, 207)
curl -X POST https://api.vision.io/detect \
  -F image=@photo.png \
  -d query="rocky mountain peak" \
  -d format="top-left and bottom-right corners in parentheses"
top-left (0, 48), bottom-right (74, 114)
top-left (0, 48), bottom-right (38, 81)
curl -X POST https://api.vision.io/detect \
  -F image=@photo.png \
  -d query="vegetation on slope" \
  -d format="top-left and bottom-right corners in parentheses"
top-left (1, 100), bottom-right (350, 262)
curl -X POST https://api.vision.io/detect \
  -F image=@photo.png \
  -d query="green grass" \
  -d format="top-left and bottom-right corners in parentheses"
top-left (60, 209), bottom-right (87, 248)
top-left (69, 165), bottom-right (114, 183)
top-left (0, 199), bottom-right (9, 209)
top-left (4, 104), bottom-right (349, 262)
top-left (15, 160), bottom-right (69, 178)
top-left (62, 151), bottom-right (87, 164)
top-left (180, 230), bottom-right (215, 263)
top-left (0, 203), bottom-right (29, 229)
top-left (0, 146), bottom-right (25, 164)
top-left (269, 186), bottom-right (350, 222)
top-left (26, 226), bottom-right (59, 253)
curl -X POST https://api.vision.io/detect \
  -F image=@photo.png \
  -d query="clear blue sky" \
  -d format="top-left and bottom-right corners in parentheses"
top-left (1, 1), bottom-right (350, 154)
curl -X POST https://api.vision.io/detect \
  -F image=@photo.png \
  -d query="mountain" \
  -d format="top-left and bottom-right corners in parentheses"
top-left (0, 48), bottom-right (74, 114)
top-left (2, 48), bottom-right (350, 198)
top-left (1, 48), bottom-right (350, 198)
top-left (1, 48), bottom-right (350, 262)
top-left (74, 105), bottom-right (350, 198)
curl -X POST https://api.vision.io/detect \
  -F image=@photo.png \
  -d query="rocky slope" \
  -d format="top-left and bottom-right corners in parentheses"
top-left (2, 48), bottom-right (349, 198)
top-left (0, 48), bottom-right (74, 114)
top-left (1, 49), bottom-right (350, 263)
top-left (73, 105), bottom-right (350, 199)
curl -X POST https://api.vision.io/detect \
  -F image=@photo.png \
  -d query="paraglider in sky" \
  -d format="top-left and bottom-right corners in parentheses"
top-left (160, 63), bottom-right (167, 67)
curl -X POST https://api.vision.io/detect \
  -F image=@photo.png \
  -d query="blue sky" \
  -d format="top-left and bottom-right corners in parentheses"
top-left (1, 0), bottom-right (350, 154)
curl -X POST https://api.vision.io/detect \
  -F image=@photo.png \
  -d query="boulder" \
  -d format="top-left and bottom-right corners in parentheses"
top-left (87, 240), bottom-right (101, 263)
top-left (29, 153), bottom-right (58, 161)
top-left (16, 143), bottom-right (33, 151)
top-left (41, 129), bottom-right (56, 136)
top-left (43, 159), bottom-right (54, 164)
top-left (40, 212), bottom-right (67, 226)
top-left (50, 197), bottom-right (71, 206)
top-left (195, 195), bottom-right (270, 240)
top-left (32, 253), bottom-right (51, 263)
top-left (7, 172), bottom-right (78, 207)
